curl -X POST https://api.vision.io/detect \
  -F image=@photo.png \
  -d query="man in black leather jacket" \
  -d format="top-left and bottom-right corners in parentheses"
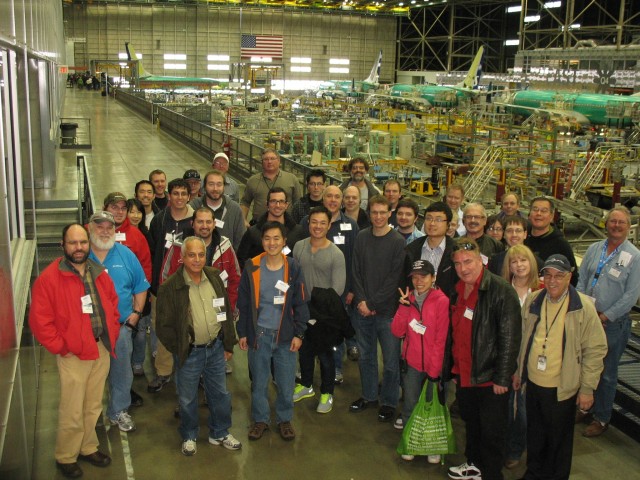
top-left (444, 237), bottom-right (521, 480)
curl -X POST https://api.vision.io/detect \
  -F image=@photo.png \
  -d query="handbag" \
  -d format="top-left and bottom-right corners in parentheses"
top-left (397, 380), bottom-right (456, 456)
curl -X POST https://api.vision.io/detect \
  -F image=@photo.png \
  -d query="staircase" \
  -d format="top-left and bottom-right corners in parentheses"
top-left (569, 147), bottom-right (614, 200)
top-left (463, 145), bottom-right (503, 202)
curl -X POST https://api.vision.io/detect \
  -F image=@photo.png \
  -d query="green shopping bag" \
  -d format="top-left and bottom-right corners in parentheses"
top-left (397, 380), bottom-right (456, 456)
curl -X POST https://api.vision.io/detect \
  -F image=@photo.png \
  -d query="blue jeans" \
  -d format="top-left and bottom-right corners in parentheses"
top-left (175, 339), bottom-right (231, 441)
top-left (107, 324), bottom-right (134, 419)
top-left (401, 365), bottom-right (428, 423)
top-left (352, 313), bottom-right (400, 407)
top-left (131, 314), bottom-right (154, 368)
top-left (506, 387), bottom-right (527, 461)
top-left (248, 327), bottom-right (296, 424)
top-left (593, 316), bottom-right (631, 424)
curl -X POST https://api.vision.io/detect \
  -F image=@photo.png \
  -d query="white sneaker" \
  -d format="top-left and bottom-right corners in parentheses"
top-left (448, 462), bottom-right (481, 479)
top-left (401, 454), bottom-right (415, 461)
top-left (209, 433), bottom-right (242, 450)
top-left (394, 415), bottom-right (404, 430)
top-left (316, 393), bottom-right (333, 413)
top-left (293, 384), bottom-right (314, 402)
top-left (110, 411), bottom-right (136, 432)
top-left (428, 454), bottom-right (441, 464)
top-left (182, 439), bottom-right (197, 456)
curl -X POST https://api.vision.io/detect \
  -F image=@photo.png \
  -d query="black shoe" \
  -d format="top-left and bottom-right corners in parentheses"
top-left (78, 451), bottom-right (111, 467)
top-left (56, 462), bottom-right (83, 478)
top-left (347, 346), bottom-right (360, 361)
top-left (349, 397), bottom-right (378, 413)
top-left (130, 389), bottom-right (143, 407)
top-left (378, 405), bottom-right (395, 422)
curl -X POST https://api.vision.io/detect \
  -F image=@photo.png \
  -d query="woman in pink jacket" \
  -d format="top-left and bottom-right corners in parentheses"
top-left (391, 259), bottom-right (450, 463)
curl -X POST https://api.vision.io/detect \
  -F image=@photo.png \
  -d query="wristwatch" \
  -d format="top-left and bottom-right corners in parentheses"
top-left (132, 310), bottom-right (143, 317)
top-left (294, 333), bottom-right (304, 340)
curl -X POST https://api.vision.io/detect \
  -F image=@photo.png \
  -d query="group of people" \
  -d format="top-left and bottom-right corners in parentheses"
top-left (29, 150), bottom-right (639, 480)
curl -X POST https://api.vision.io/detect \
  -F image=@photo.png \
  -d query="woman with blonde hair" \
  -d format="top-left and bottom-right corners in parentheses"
top-left (501, 244), bottom-right (542, 307)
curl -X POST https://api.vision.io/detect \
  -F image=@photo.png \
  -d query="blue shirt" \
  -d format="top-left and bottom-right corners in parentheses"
top-left (257, 256), bottom-right (284, 330)
top-left (90, 242), bottom-right (150, 323)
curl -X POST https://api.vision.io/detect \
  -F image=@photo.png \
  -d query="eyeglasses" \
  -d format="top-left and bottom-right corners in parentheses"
top-left (505, 228), bottom-right (524, 234)
top-left (268, 199), bottom-right (288, 205)
top-left (464, 215), bottom-right (485, 221)
top-left (607, 219), bottom-right (628, 225)
top-left (531, 207), bottom-right (551, 214)
top-left (543, 271), bottom-right (568, 281)
top-left (453, 242), bottom-right (476, 252)
top-left (488, 227), bottom-right (503, 232)
top-left (424, 216), bottom-right (448, 224)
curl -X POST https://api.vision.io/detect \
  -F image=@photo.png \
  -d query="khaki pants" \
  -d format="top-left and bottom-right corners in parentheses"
top-left (151, 294), bottom-right (174, 377)
top-left (55, 340), bottom-right (110, 463)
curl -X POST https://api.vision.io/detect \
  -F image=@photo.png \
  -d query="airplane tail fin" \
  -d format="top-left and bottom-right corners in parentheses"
top-left (125, 42), bottom-right (150, 78)
top-left (363, 49), bottom-right (382, 85)
top-left (457, 45), bottom-right (484, 89)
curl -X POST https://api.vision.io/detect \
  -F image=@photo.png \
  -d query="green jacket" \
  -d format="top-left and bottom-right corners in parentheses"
top-left (517, 286), bottom-right (607, 401)
top-left (156, 265), bottom-right (237, 367)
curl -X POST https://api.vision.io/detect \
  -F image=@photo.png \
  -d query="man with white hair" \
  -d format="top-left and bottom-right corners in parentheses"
top-left (462, 203), bottom-right (504, 263)
top-left (212, 152), bottom-right (240, 203)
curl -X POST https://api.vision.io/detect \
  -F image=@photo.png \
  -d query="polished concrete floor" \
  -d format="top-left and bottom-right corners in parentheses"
top-left (31, 88), bottom-right (640, 480)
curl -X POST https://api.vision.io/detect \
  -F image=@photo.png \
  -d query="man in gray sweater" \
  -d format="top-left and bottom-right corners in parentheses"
top-left (349, 195), bottom-right (407, 422)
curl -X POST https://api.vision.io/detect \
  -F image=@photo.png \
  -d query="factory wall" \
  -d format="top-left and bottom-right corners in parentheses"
top-left (63, 2), bottom-right (398, 84)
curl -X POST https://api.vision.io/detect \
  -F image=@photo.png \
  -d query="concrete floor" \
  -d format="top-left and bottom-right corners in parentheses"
top-left (31, 87), bottom-right (640, 480)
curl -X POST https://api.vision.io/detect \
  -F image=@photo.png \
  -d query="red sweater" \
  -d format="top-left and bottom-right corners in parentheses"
top-left (29, 258), bottom-right (120, 359)
top-left (391, 288), bottom-right (450, 379)
top-left (115, 218), bottom-right (152, 282)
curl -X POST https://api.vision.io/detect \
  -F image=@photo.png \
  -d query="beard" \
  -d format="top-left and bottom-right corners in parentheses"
top-left (64, 249), bottom-right (89, 265)
top-left (90, 234), bottom-right (116, 251)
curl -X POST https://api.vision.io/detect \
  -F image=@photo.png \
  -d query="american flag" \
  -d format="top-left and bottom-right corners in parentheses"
top-left (241, 34), bottom-right (284, 59)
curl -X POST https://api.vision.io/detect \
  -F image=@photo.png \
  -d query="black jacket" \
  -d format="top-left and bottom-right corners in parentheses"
top-left (306, 287), bottom-right (355, 354)
top-left (442, 269), bottom-right (522, 387)
top-left (405, 235), bottom-right (458, 300)
top-left (525, 226), bottom-right (578, 286)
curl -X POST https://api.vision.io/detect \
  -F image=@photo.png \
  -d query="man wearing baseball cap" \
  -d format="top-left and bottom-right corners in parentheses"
top-left (183, 170), bottom-right (203, 200)
top-left (212, 152), bottom-right (240, 203)
top-left (514, 254), bottom-right (606, 479)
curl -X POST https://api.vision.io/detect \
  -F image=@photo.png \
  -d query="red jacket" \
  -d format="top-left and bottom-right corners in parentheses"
top-left (391, 287), bottom-right (450, 379)
top-left (29, 258), bottom-right (121, 359)
top-left (116, 218), bottom-right (152, 282)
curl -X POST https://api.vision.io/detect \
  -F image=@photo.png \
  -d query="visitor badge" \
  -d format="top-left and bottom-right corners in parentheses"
top-left (115, 232), bottom-right (126, 242)
top-left (165, 233), bottom-right (174, 241)
top-left (282, 246), bottom-right (292, 255)
top-left (409, 319), bottom-right (426, 335)
top-left (274, 295), bottom-right (285, 305)
top-left (164, 240), bottom-right (172, 249)
top-left (608, 267), bottom-right (620, 278)
top-left (537, 355), bottom-right (547, 372)
top-left (216, 312), bottom-right (227, 322)
top-left (464, 307), bottom-right (474, 320)
top-left (213, 298), bottom-right (225, 308)
top-left (333, 235), bottom-right (345, 245)
top-left (219, 270), bottom-right (229, 281)
top-left (618, 251), bottom-right (632, 267)
top-left (82, 304), bottom-right (94, 314)
top-left (481, 254), bottom-right (488, 266)
top-left (340, 223), bottom-right (352, 231)
top-left (215, 219), bottom-right (225, 229)
top-left (81, 294), bottom-right (92, 306)
top-left (275, 280), bottom-right (290, 292)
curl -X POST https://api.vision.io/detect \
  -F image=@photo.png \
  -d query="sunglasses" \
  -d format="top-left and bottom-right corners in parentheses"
top-left (452, 242), bottom-right (476, 252)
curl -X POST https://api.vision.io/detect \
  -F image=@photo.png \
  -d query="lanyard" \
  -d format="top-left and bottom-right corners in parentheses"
top-left (590, 240), bottom-right (620, 289)
top-left (542, 293), bottom-right (567, 352)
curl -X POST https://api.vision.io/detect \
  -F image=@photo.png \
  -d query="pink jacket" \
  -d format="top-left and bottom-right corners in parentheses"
top-left (391, 288), bottom-right (450, 379)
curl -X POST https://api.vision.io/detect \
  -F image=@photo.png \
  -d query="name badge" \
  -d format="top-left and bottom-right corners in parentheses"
top-left (219, 270), bottom-right (229, 286)
top-left (537, 354), bottom-right (547, 371)
top-left (609, 267), bottom-right (621, 278)
top-left (409, 319), bottom-right (426, 335)
top-left (216, 312), bottom-right (227, 322)
top-left (165, 233), bottom-right (173, 242)
top-left (82, 304), bottom-right (94, 314)
top-left (275, 280), bottom-right (290, 292)
top-left (480, 254), bottom-right (488, 266)
top-left (333, 235), bottom-right (346, 245)
top-left (274, 295), bottom-right (285, 305)
top-left (164, 240), bottom-right (172, 249)
top-left (213, 298), bottom-right (225, 308)
top-left (464, 307), bottom-right (474, 320)
top-left (115, 232), bottom-right (126, 242)
top-left (81, 294), bottom-right (92, 306)
top-left (618, 251), bottom-right (632, 267)
top-left (282, 246), bottom-right (292, 256)
top-left (215, 219), bottom-right (225, 229)
top-left (340, 223), bottom-right (352, 231)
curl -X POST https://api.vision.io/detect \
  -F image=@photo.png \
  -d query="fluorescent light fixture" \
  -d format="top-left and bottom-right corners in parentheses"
top-left (251, 56), bottom-right (273, 63)
top-left (507, 5), bottom-right (522, 13)
top-left (291, 66), bottom-right (311, 73)
top-left (524, 15), bottom-right (541, 22)
top-left (570, 23), bottom-right (581, 29)
top-left (329, 67), bottom-right (349, 74)
top-left (119, 62), bottom-right (127, 67)
top-left (330, 58), bottom-right (350, 65)
top-left (544, 1), bottom-right (561, 8)
top-left (207, 54), bottom-right (230, 61)
top-left (207, 64), bottom-right (230, 71)
top-left (504, 39), bottom-right (519, 46)
top-left (164, 63), bottom-right (187, 70)
top-left (164, 53), bottom-right (187, 60)
top-left (291, 57), bottom-right (312, 64)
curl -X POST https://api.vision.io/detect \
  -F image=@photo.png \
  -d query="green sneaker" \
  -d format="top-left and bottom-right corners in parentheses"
top-left (292, 384), bottom-right (314, 402)
top-left (316, 393), bottom-right (333, 414)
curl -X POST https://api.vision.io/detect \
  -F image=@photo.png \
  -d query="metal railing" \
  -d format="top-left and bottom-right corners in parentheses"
top-left (77, 154), bottom-right (96, 224)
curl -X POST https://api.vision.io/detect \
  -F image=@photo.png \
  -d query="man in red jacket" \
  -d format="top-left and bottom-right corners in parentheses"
top-left (29, 223), bottom-right (121, 478)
